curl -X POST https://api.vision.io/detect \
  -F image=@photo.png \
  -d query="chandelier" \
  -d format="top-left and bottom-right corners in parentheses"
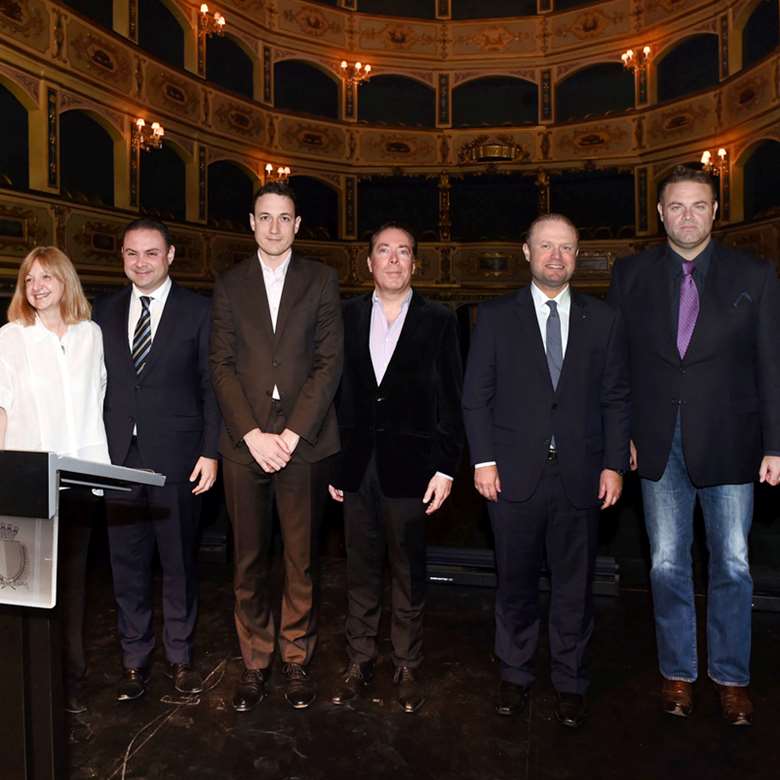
top-left (199, 4), bottom-right (226, 38)
top-left (621, 46), bottom-right (651, 72)
top-left (339, 60), bottom-right (372, 86)
top-left (132, 118), bottom-right (164, 152)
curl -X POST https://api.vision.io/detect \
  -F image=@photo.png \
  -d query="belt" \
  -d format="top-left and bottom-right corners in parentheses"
top-left (546, 448), bottom-right (558, 462)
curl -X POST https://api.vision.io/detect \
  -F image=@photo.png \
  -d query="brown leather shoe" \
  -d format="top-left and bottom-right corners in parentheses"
top-left (660, 678), bottom-right (693, 717)
top-left (716, 684), bottom-right (753, 727)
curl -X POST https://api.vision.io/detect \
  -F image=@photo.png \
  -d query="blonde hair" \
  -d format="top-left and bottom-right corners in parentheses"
top-left (7, 246), bottom-right (91, 326)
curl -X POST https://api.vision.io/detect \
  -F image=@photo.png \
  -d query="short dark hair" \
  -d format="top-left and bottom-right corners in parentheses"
top-left (251, 181), bottom-right (298, 215)
top-left (657, 165), bottom-right (718, 203)
top-left (367, 222), bottom-right (417, 257)
top-left (122, 217), bottom-right (173, 249)
top-left (525, 213), bottom-right (579, 244)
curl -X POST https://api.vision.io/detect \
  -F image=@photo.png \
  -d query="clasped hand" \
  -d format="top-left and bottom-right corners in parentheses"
top-left (244, 427), bottom-right (300, 472)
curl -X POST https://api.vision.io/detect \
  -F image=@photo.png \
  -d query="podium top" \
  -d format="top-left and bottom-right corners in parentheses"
top-left (0, 451), bottom-right (166, 518)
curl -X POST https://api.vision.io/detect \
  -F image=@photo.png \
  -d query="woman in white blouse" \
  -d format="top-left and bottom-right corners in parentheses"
top-left (0, 246), bottom-right (110, 714)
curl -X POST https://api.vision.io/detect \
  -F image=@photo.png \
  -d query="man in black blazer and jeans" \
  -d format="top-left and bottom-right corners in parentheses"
top-left (328, 223), bottom-right (463, 713)
top-left (463, 213), bottom-right (630, 728)
top-left (608, 166), bottom-right (780, 726)
top-left (94, 218), bottom-right (220, 701)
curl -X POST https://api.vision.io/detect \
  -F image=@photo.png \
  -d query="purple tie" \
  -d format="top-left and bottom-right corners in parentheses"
top-left (676, 261), bottom-right (699, 358)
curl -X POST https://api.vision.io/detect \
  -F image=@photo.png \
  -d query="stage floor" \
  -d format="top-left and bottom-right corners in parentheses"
top-left (69, 555), bottom-right (780, 780)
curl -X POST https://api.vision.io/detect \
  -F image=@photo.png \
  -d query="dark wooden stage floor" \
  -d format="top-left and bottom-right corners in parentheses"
top-left (67, 552), bottom-right (780, 780)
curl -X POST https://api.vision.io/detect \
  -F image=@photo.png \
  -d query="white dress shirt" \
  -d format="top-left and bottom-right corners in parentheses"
top-left (475, 282), bottom-right (571, 470)
top-left (259, 249), bottom-right (292, 400)
top-left (127, 275), bottom-right (172, 347)
top-left (127, 276), bottom-right (172, 435)
top-left (370, 290), bottom-right (452, 482)
top-left (0, 318), bottom-right (110, 462)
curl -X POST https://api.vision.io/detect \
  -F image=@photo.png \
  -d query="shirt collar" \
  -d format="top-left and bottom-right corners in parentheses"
top-left (530, 281), bottom-right (571, 311)
top-left (371, 288), bottom-right (413, 308)
top-left (132, 275), bottom-right (172, 304)
top-left (258, 249), bottom-right (292, 278)
top-left (666, 239), bottom-right (714, 277)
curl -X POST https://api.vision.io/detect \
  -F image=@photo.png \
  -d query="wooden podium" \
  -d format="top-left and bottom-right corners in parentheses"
top-left (0, 451), bottom-right (165, 780)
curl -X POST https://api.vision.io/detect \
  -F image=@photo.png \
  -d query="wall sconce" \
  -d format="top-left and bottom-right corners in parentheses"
top-left (132, 118), bottom-right (164, 152)
top-left (700, 148), bottom-right (727, 175)
top-left (265, 163), bottom-right (291, 183)
top-left (339, 60), bottom-right (372, 86)
top-left (621, 46), bottom-right (651, 72)
top-left (199, 4), bottom-right (226, 38)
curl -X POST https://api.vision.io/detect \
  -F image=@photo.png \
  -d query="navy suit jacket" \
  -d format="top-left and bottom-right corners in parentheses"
top-left (462, 286), bottom-right (630, 508)
top-left (608, 241), bottom-right (780, 485)
top-left (93, 281), bottom-right (220, 483)
top-left (336, 291), bottom-right (464, 498)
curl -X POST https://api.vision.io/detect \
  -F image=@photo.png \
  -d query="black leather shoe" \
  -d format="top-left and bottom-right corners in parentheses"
top-left (496, 680), bottom-right (529, 716)
top-left (555, 692), bottom-right (587, 728)
top-left (166, 662), bottom-right (204, 694)
top-left (331, 661), bottom-right (374, 705)
top-left (233, 667), bottom-right (267, 713)
top-left (283, 663), bottom-right (316, 709)
top-left (117, 667), bottom-right (150, 702)
top-left (394, 666), bottom-right (425, 713)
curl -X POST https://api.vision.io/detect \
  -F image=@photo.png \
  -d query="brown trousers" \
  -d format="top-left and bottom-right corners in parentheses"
top-left (223, 448), bottom-right (326, 670)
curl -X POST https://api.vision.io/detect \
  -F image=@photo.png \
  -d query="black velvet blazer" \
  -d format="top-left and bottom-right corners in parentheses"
top-left (336, 291), bottom-right (464, 498)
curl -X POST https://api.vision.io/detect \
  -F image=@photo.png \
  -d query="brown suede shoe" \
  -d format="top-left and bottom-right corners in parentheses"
top-left (660, 678), bottom-right (693, 718)
top-left (716, 684), bottom-right (753, 727)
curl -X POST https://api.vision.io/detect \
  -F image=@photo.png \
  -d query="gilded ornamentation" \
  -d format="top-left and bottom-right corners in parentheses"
top-left (213, 100), bottom-right (264, 140)
top-left (556, 123), bottom-right (630, 155)
top-left (282, 7), bottom-right (340, 37)
top-left (554, 10), bottom-right (624, 42)
top-left (68, 27), bottom-right (133, 92)
top-left (148, 67), bottom-right (201, 119)
top-left (364, 133), bottom-right (436, 162)
top-left (457, 26), bottom-right (526, 53)
top-left (633, 116), bottom-right (645, 150)
top-left (0, 62), bottom-right (39, 104)
top-left (360, 24), bottom-right (436, 51)
top-left (0, 0), bottom-right (47, 52)
top-left (279, 121), bottom-right (345, 157)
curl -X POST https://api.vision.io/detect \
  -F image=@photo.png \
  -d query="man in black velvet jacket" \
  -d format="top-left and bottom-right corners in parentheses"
top-left (328, 223), bottom-right (464, 713)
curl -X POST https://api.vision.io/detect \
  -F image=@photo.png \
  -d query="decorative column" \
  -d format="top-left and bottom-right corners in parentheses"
top-left (535, 169), bottom-right (550, 216)
top-left (436, 73), bottom-right (451, 127)
top-left (437, 172), bottom-right (452, 242)
top-left (436, 0), bottom-right (451, 19)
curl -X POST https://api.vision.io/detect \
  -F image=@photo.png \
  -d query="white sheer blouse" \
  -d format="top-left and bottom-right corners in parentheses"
top-left (0, 318), bottom-right (110, 463)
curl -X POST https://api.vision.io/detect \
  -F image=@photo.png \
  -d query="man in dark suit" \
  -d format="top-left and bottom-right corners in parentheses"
top-left (462, 213), bottom-right (630, 728)
top-left (328, 224), bottom-right (463, 713)
top-left (210, 182), bottom-right (343, 712)
top-left (93, 218), bottom-right (219, 701)
top-left (608, 166), bottom-right (780, 726)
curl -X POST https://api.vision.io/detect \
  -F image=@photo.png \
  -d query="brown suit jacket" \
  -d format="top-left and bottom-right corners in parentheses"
top-left (209, 252), bottom-right (343, 465)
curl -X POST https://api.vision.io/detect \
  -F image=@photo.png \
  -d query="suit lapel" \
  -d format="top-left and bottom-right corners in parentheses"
top-left (244, 253), bottom-right (275, 343)
top-left (515, 286), bottom-right (553, 391)
top-left (274, 254), bottom-right (305, 345)
top-left (139, 281), bottom-right (180, 378)
top-left (682, 244), bottom-right (730, 363)
top-left (113, 286), bottom-right (135, 375)
top-left (557, 290), bottom-right (587, 394)
top-left (356, 294), bottom-right (378, 390)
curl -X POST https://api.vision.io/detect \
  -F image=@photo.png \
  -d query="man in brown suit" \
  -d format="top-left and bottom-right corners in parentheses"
top-left (210, 181), bottom-right (343, 712)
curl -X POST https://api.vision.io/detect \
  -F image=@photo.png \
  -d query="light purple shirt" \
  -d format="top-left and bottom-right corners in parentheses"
top-left (369, 290), bottom-right (452, 482)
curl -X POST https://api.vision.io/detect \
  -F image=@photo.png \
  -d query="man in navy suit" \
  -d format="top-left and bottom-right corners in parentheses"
top-left (462, 213), bottom-right (630, 728)
top-left (328, 223), bottom-right (463, 713)
top-left (608, 166), bottom-right (780, 726)
top-left (93, 218), bottom-right (219, 701)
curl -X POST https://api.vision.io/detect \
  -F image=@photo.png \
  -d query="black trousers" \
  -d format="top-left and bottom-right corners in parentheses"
top-left (57, 488), bottom-right (97, 689)
top-left (343, 454), bottom-right (427, 669)
top-left (489, 458), bottom-right (599, 695)
top-left (105, 440), bottom-right (200, 669)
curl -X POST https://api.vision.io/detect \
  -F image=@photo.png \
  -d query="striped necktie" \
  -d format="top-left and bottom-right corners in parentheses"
top-left (676, 261), bottom-right (699, 359)
top-left (131, 296), bottom-right (152, 375)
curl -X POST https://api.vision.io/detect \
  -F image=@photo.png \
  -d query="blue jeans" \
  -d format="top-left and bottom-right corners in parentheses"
top-left (640, 416), bottom-right (753, 686)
